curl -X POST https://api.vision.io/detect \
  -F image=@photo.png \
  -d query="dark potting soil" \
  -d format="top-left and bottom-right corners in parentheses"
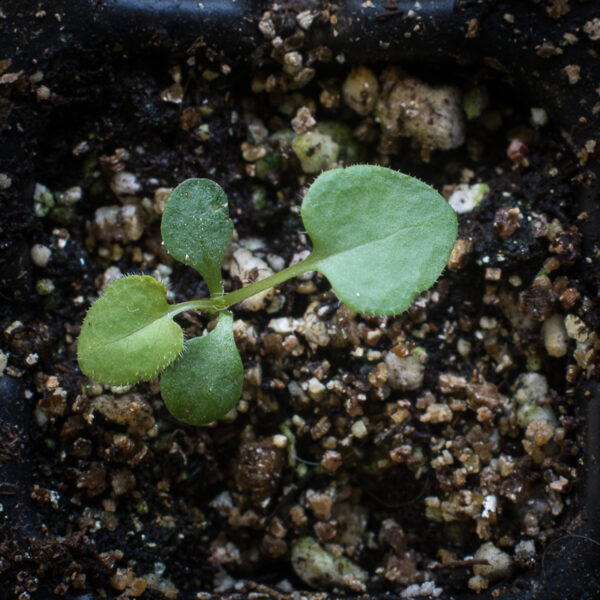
top-left (1, 4), bottom-right (600, 600)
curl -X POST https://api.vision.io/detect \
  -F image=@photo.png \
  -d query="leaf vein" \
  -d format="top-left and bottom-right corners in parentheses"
top-left (312, 217), bottom-right (442, 263)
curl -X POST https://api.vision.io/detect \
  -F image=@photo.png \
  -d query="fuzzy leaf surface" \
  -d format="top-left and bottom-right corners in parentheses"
top-left (301, 165), bottom-right (457, 315)
top-left (161, 311), bottom-right (243, 425)
top-left (161, 178), bottom-right (233, 295)
top-left (77, 275), bottom-right (183, 385)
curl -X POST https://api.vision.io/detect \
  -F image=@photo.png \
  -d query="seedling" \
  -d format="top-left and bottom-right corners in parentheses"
top-left (78, 165), bottom-right (457, 424)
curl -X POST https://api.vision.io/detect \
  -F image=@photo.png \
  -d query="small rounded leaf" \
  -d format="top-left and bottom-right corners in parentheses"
top-left (301, 165), bottom-right (457, 315)
top-left (161, 178), bottom-right (233, 295)
top-left (160, 311), bottom-right (243, 425)
top-left (77, 275), bottom-right (183, 385)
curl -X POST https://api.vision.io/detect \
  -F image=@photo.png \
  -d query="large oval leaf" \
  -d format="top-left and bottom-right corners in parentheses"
top-left (161, 178), bottom-right (233, 295)
top-left (78, 275), bottom-right (183, 385)
top-left (301, 165), bottom-right (457, 315)
top-left (161, 311), bottom-right (243, 425)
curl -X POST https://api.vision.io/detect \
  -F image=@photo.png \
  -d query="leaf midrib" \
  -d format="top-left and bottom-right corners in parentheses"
top-left (311, 217), bottom-right (442, 265)
top-left (82, 310), bottom-right (175, 354)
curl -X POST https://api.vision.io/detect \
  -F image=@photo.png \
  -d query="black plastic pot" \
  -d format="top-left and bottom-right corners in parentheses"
top-left (1, 1), bottom-right (599, 599)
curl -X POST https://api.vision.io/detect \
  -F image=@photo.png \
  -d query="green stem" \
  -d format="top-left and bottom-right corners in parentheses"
top-left (213, 254), bottom-right (318, 309)
top-left (167, 254), bottom-right (318, 317)
top-left (168, 298), bottom-right (217, 317)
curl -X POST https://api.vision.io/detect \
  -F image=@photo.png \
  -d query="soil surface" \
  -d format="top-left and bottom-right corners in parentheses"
top-left (1, 3), bottom-right (600, 600)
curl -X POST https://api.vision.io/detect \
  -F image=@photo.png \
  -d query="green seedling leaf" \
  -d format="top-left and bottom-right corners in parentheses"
top-left (301, 165), bottom-right (457, 315)
top-left (161, 311), bottom-right (243, 425)
top-left (161, 178), bottom-right (233, 295)
top-left (78, 275), bottom-right (184, 386)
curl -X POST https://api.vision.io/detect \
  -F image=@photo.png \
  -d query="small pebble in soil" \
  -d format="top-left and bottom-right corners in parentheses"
top-left (376, 66), bottom-right (465, 160)
top-left (561, 64), bottom-right (581, 85)
top-left (35, 278), bottom-right (55, 295)
top-left (235, 437), bottom-right (285, 507)
top-left (448, 183), bottom-right (489, 214)
top-left (153, 187), bottom-right (173, 215)
top-left (33, 182), bottom-right (55, 216)
top-left (291, 130), bottom-right (339, 173)
top-left (342, 65), bottom-right (379, 116)
top-left (472, 541), bottom-right (512, 582)
top-left (530, 107), bottom-right (548, 127)
top-left (30, 243), bottom-right (51, 267)
top-left (513, 373), bottom-right (557, 428)
top-left (291, 536), bottom-right (368, 591)
top-left (94, 205), bottom-right (144, 242)
top-left (541, 313), bottom-right (568, 357)
top-left (291, 106), bottom-right (316, 134)
top-left (519, 275), bottom-right (555, 321)
top-left (56, 186), bottom-right (82, 206)
top-left (493, 206), bottom-right (522, 239)
top-left (110, 171), bottom-right (142, 197)
top-left (583, 17), bottom-right (600, 40)
top-left (385, 351), bottom-right (425, 391)
top-left (228, 247), bottom-right (275, 311)
top-left (507, 138), bottom-right (530, 167)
